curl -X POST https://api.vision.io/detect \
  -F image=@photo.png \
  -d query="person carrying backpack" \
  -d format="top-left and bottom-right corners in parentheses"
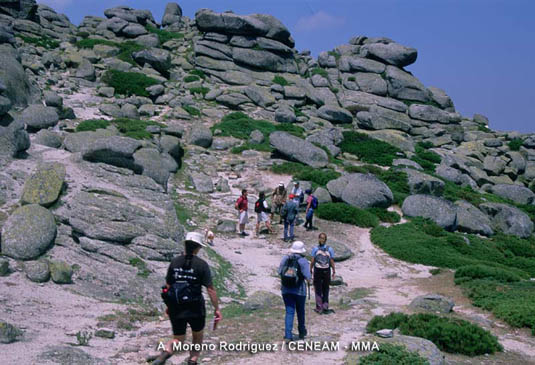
top-left (290, 181), bottom-right (304, 223)
top-left (304, 189), bottom-right (318, 231)
top-left (309, 232), bottom-right (336, 315)
top-left (271, 182), bottom-right (287, 224)
top-left (278, 241), bottom-right (311, 341)
top-left (280, 194), bottom-right (298, 242)
top-left (153, 232), bottom-right (222, 365)
top-left (255, 191), bottom-right (273, 236)
top-left (235, 189), bottom-right (249, 237)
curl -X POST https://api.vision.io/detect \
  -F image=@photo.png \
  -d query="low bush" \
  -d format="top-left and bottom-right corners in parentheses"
top-left (347, 76), bottom-right (356, 82)
top-left (183, 105), bottom-right (201, 117)
top-left (101, 70), bottom-right (159, 97)
top-left (294, 169), bottom-right (341, 187)
top-left (508, 138), bottom-right (523, 151)
top-left (189, 69), bottom-right (206, 79)
top-left (377, 169), bottom-right (410, 205)
top-left (111, 118), bottom-right (163, 140)
top-left (145, 24), bottom-right (184, 44)
top-left (366, 312), bottom-right (409, 333)
top-left (412, 142), bottom-right (441, 173)
top-left (367, 208), bottom-right (401, 223)
top-left (19, 35), bottom-right (59, 49)
top-left (271, 161), bottom-right (306, 175)
top-left (339, 131), bottom-right (403, 166)
top-left (75, 119), bottom-right (110, 132)
top-left (76, 39), bottom-right (144, 65)
top-left (344, 164), bottom-right (383, 175)
top-left (272, 75), bottom-right (289, 86)
top-left (455, 264), bottom-right (523, 283)
top-left (310, 67), bottom-right (328, 78)
top-left (189, 87), bottom-right (210, 97)
top-left (316, 202), bottom-right (379, 228)
top-left (359, 343), bottom-right (429, 365)
top-left (212, 112), bottom-right (304, 140)
top-left (183, 75), bottom-right (200, 83)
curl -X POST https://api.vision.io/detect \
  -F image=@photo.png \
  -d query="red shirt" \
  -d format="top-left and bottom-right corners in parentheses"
top-left (237, 196), bottom-right (248, 211)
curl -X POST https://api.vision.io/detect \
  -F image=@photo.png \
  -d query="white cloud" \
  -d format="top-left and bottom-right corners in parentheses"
top-left (295, 11), bottom-right (346, 32)
top-left (37, 0), bottom-right (73, 11)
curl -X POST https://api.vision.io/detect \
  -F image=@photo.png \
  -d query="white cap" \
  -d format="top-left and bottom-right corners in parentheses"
top-left (293, 181), bottom-right (299, 185)
top-left (290, 241), bottom-right (306, 254)
top-left (185, 232), bottom-right (206, 247)
top-left (279, 181), bottom-right (284, 186)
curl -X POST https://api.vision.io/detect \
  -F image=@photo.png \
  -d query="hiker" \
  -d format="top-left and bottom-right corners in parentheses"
top-left (278, 241), bottom-right (312, 341)
top-left (310, 232), bottom-right (336, 314)
top-left (255, 191), bottom-right (274, 236)
top-left (304, 189), bottom-right (318, 231)
top-left (154, 232), bottom-right (222, 365)
top-left (290, 181), bottom-right (304, 223)
top-left (271, 182), bottom-right (287, 224)
top-left (281, 194), bottom-right (298, 242)
top-left (235, 189), bottom-right (249, 236)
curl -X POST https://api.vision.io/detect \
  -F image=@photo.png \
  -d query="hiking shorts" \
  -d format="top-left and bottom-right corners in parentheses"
top-left (170, 316), bottom-right (206, 335)
top-left (257, 212), bottom-right (269, 223)
top-left (238, 210), bottom-right (248, 225)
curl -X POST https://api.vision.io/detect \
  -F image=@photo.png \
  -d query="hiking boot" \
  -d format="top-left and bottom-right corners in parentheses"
top-left (322, 308), bottom-right (335, 314)
top-left (240, 231), bottom-right (249, 237)
top-left (299, 329), bottom-right (308, 339)
top-left (314, 308), bottom-right (322, 314)
top-left (151, 351), bottom-right (172, 365)
top-left (284, 335), bottom-right (299, 343)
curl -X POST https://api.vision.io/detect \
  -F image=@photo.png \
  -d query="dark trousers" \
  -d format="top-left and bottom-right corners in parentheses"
top-left (282, 293), bottom-right (306, 339)
top-left (314, 268), bottom-right (331, 311)
top-left (304, 208), bottom-right (314, 228)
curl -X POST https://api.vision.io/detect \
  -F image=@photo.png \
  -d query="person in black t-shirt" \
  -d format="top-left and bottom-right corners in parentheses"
top-left (152, 232), bottom-right (222, 365)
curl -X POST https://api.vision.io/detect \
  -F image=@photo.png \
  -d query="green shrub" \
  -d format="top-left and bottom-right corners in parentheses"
top-left (400, 313), bottom-right (502, 355)
top-left (19, 35), bottom-right (59, 49)
top-left (330, 87), bottom-right (339, 94)
top-left (76, 38), bottom-right (117, 49)
top-left (292, 107), bottom-right (306, 118)
top-left (76, 39), bottom-right (145, 65)
top-left (344, 164), bottom-right (383, 175)
top-left (478, 125), bottom-right (491, 132)
top-left (339, 131), bottom-right (403, 166)
top-left (146, 24), bottom-right (184, 44)
top-left (101, 70), bottom-right (159, 97)
top-left (189, 87), bottom-right (210, 97)
top-left (112, 118), bottom-right (163, 140)
top-left (316, 202), bottom-right (379, 228)
top-left (508, 138), bottom-right (523, 151)
top-left (359, 343), bottom-right (429, 365)
top-left (272, 75), bottom-right (289, 86)
top-left (310, 67), bottom-right (328, 78)
top-left (455, 264), bottom-right (523, 283)
top-left (75, 119), bottom-right (110, 132)
top-left (367, 208), bottom-right (401, 223)
top-left (272, 161), bottom-right (306, 175)
top-left (183, 105), bottom-right (201, 117)
top-left (76, 31), bottom-right (90, 39)
top-left (348, 76), bottom-right (356, 82)
top-left (129, 257), bottom-right (150, 278)
top-left (212, 112), bottom-right (304, 140)
top-left (412, 142), bottom-right (441, 173)
top-left (328, 50), bottom-right (340, 60)
top-left (189, 69), bottom-right (206, 79)
top-left (376, 169), bottom-right (410, 205)
top-left (294, 169), bottom-right (341, 187)
top-left (183, 75), bottom-right (200, 83)
top-left (366, 312), bottom-right (409, 333)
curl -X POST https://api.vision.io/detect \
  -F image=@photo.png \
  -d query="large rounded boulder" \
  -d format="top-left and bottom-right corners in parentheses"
top-left (269, 131), bottom-right (328, 168)
top-left (327, 173), bottom-right (393, 209)
top-left (479, 203), bottom-right (533, 238)
top-left (1, 204), bottom-right (57, 260)
top-left (402, 195), bottom-right (457, 231)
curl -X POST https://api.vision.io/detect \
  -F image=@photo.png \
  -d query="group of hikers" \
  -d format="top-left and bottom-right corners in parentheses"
top-left (235, 181), bottom-right (319, 241)
top-left (151, 229), bottom-right (336, 364)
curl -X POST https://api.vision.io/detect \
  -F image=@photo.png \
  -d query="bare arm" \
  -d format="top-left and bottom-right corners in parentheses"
top-left (330, 258), bottom-right (336, 278)
top-left (206, 285), bottom-right (222, 321)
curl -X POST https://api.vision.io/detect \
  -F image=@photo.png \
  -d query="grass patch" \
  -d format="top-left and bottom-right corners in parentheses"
top-left (359, 343), bottom-right (429, 365)
top-left (339, 131), bottom-right (403, 166)
top-left (366, 313), bottom-right (502, 356)
top-left (189, 69), bottom-right (206, 79)
top-left (189, 87), bottom-right (210, 97)
top-left (330, 87), bottom-right (339, 94)
top-left (316, 202), bottom-right (379, 228)
top-left (292, 107), bottom-right (306, 118)
top-left (367, 208), bottom-right (401, 223)
top-left (76, 38), bottom-right (144, 65)
top-left (455, 264), bottom-right (523, 283)
top-left (412, 142), bottom-right (441, 173)
top-left (348, 287), bottom-right (374, 300)
top-left (19, 35), bottom-right (59, 49)
top-left (478, 125), bottom-right (492, 132)
top-left (75, 119), bottom-right (110, 132)
top-left (101, 70), bottom-right (159, 97)
top-left (328, 50), bottom-right (340, 60)
top-left (272, 75), bottom-right (289, 86)
top-left (270, 161), bottom-right (340, 187)
top-left (183, 105), bottom-right (201, 117)
top-left (129, 258), bottom-right (150, 278)
top-left (310, 67), bottom-right (329, 78)
top-left (183, 75), bottom-right (200, 83)
top-left (174, 202), bottom-right (191, 227)
top-left (146, 24), bottom-right (184, 44)
top-left (347, 76), bottom-right (356, 82)
top-left (204, 247), bottom-right (245, 299)
top-left (508, 138), bottom-right (523, 151)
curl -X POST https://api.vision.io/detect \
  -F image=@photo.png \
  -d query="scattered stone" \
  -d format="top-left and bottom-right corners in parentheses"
top-left (24, 260), bottom-right (51, 283)
top-left (362, 41), bottom-right (417, 67)
top-left (1, 204), bottom-right (57, 260)
top-left (409, 294), bottom-right (454, 313)
top-left (43, 91), bottom-right (63, 108)
top-left (187, 172), bottom-right (214, 193)
top-left (376, 329), bottom-right (393, 338)
top-left (402, 168), bottom-right (444, 196)
top-left (243, 291), bottom-right (280, 311)
top-left (21, 104), bottom-right (59, 131)
top-left (0, 321), bottom-right (23, 344)
top-left (327, 173), bottom-right (393, 209)
top-left (0, 258), bottom-right (9, 276)
top-left (95, 329), bottom-right (115, 339)
top-left (49, 260), bottom-right (73, 284)
top-left (455, 200), bottom-right (493, 236)
top-left (479, 203), bottom-right (533, 238)
top-left (216, 219), bottom-right (236, 233)
top-left (317, 105), bottom-right (353, 124)
top-left (269, 131), bottom-right (328, 168)
top-left (490, 184), bottom-right (535, 205)
top-left (189, 126), bottom-right (213, 148)
top-left (21, 162), bottom-right (66, 207)
top-left (275, 106), bottom-right (296, 123)
top-left (402, 195), bottom-right (457, 231)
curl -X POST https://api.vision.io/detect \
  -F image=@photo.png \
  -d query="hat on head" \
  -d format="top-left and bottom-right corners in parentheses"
top-left (185, 232), bottom-right (206, 247)
top-left (279, 181), bottom-right (284, 186)
top-left (293, 181), bottom-right (299, 185)
top-left (290, 241), bottom-right (306, 254)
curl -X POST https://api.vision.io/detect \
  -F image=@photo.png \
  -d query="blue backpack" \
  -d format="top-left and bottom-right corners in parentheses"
top-left (311, 196), bottom-right (318, 209)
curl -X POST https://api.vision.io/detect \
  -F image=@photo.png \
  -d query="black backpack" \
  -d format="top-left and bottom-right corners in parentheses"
top-left (281, 255), bottom-right (302, 288)
top-left (254, 198), bottom-right (264, 213)
top-left (162, 257), bottom-right (202, 307)
top-left (314, 246), bottom-right (331, 269)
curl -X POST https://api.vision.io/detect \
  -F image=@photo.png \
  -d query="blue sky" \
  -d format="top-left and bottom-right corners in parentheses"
top-left (38, 0), bottom-right (535, 134)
